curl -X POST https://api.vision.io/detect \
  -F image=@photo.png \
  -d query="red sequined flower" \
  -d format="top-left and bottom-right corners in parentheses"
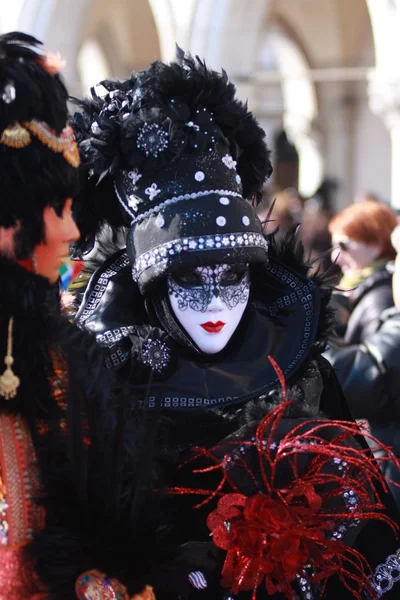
top-left (170, 357), bottom-right (400, 600)
top-left (207, 486), bottom-right (332, 598)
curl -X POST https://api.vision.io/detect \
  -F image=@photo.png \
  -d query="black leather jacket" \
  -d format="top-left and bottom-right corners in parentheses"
top-left (328, 307), bottom-right (400, 504)
top-left (343, 267), bottom-right (393, 344)
top-left (329, 307), bottom-right (400, 422)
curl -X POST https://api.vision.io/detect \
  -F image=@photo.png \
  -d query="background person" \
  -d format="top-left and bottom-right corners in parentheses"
top-left (0, 32), bottom-right (173, 599)
top-left (72, 49), bottom-right (400, 599)
top-left (329, 200), bottom-right (397, 344)
top-left (327, 223), bottom-right (400, 506)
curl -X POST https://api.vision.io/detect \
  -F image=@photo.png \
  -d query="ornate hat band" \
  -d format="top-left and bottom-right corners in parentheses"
top-left (131, 231), bottom-right (269, 283)
top-left (0, 119), bottom-right (80, 168)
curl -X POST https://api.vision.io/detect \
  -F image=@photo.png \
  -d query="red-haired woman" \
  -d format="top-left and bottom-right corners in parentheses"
top-left (329, 200), bottom-right (397, 344)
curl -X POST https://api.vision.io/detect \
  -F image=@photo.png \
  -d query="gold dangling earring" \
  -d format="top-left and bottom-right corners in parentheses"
top-left (0, 317), bottom-right (20, 400)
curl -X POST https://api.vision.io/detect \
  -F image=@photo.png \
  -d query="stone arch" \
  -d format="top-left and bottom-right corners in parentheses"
top-left (366, 0), bottom-right (400, 207)
top-left (260, 20), bottom-right (322, 197)
top-left (15, 0), bottom-right (161, 94)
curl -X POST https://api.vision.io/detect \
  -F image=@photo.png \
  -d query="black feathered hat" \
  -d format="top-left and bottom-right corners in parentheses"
top-left (73, 48), bottom-right (272, 293)
top-left (0, 32), bottom-right (80, 257)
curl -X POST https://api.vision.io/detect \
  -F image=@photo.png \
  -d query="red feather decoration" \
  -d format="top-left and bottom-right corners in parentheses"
top-left (169, 356), bottom-right (400, 599)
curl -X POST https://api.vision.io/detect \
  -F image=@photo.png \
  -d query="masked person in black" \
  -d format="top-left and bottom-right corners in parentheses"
top-left (73, 49), bottom-right (400, 599)
top-left (0, 32), bottom-right (181, 600)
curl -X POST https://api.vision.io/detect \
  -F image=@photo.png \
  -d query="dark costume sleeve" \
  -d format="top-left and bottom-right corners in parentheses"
top-left (328, 310), bottom-right (400, 422)
top-left (28, 313), bottom-right (183, 599)
top-left (344, 283), bottom-right (394, 345)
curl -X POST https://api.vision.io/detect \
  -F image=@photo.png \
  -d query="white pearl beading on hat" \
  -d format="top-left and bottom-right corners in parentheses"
top-left (132, 231), bottom-right (268, 282)
top-left (114, 182), bottom-right (243, 223)
top-left (145, 183), bottom-right (161, 201)
top-left (222, 154), bottom-right (237, 170)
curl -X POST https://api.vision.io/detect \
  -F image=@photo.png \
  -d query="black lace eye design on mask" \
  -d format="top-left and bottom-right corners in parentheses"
top-left (167, 264), bottom-right (250, 312)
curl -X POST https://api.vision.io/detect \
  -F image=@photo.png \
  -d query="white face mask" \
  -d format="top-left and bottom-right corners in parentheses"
top-left (168, 263), bottom-right (250, 354)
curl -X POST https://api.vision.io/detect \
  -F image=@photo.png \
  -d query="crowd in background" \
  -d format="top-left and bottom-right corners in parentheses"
top-left (258, 184), bottom-right (400, 505)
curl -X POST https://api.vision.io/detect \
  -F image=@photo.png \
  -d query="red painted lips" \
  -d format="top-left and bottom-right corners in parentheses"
top-left (200, 321), bottom-right (226, 333)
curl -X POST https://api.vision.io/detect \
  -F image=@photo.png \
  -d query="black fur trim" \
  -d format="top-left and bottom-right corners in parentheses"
top-left (0, 257), bottom-right (181, 597)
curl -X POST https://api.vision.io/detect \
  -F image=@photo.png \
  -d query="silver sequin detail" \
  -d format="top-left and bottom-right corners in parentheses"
top-left (368, 549), bottom-right (400, 597)
top-left (186, 121), bottom-right (200, 131)
top-left (128, 195), bottom-right (141, 212)
top-left (195, 171), bottom-right (205, 182)
top-left (219, 197), bottom-right (230, 205)
top-left (122, 189), bottom-right (241, 225)
top-left (242, 216), bottom-right (250, 226)
top-left (132, 232), bottom-right (268, 281)
top-left (222, 154), bottom-right (237, 170)
top-left (236, 174), bottom-right (242, 184)
top-left (91, 121), bottom-right (101, 135)
top-left (155, 213), bottom-right (165, 228)
top-left (145, 183), bottom-right (161, 201)
top-left (128, 168), bottom-right (142, 186)
top-left (2, 82), bottom-right (16, 104)
top-left (136, 122), bottom-right (169, 157)
top-left (188, 571), bottom-right (208, 590)
top-left (296, 573), bottom-right (314, 600)
top-left (216, 216), bottom-right (227, 227)
top-left (77, 253), bottom-right (130, 325)
top-left (141, 338), bottom-right (170, 373)
top-left (97, 325), bottom-right (138, 348)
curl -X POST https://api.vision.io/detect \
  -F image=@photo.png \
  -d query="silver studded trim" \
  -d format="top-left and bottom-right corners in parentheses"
top-left (77, 253), bottom-right (130, 326)
top-left (96, 325), bottom-right (138, 348)
top-left (222, 154), bottom-right (237, 170)
top-left (329, 488), bottom-right (360, 542)
top-left (115, 186), bottom-right (242, 224)
top-left (296, 573), bottom-right (314, 599)
top-left (2, 82), bottom-right (16, 104)
top-left (105, 346), bottom-right (130, 370)
top-left (131, 232), bottom-right (268, 282)
top-left (188, 571), bottom-right (208, 590)
top-left (368, 549), bottom-right (400, 597)
top-left (262, 263), bottom-right (316, 376)
top-left (142, 338), bottom-right (171, 373)
top-left (115, 180), bottom-right (137, 221)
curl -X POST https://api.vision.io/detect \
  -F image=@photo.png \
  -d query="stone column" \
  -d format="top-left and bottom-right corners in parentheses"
top-left (317, 83), bottom-right (356, 210)
top-left (17, 0), bottom-right (91, 95)
top-left (369, 74), bottom-right (400, 209)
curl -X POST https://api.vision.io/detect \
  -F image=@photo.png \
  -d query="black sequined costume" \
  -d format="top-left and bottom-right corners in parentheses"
top-left (73, 50), bottom-right (400, 599)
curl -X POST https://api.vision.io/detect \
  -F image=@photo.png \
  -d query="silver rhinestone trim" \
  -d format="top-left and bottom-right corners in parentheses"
top-left (121, 189), bottom-right (242, 225)
top-left (222, 154), bottom-right (237, 170)
top-left (329, 488), bottom-right (360, 542)
top-left (296, 573), bottom-right (314, 600)
top-left (195, 171), bottom-right (205, 181)
top-left (77, 253), bottom-right (130, 325)
top-left (96, 325), bottom-right (138, 348)
top-left (132, 232), bottom-right (268, 282)
top-left (114, 180), bottom-right (136, 221)
top-left (368, 549), bottom-right (400, 597)
top-left (216, 216), bottom-right (226, 226)
top-left (105, 346), bottom-right (130, 370)
top-left (188, 571), bottom-right (208, 590)
top-left (142, 338), bottom-right (171, 373)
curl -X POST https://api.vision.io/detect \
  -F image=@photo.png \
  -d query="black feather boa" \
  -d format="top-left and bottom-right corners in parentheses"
top-left (0, 258), bottom-right (182, 598)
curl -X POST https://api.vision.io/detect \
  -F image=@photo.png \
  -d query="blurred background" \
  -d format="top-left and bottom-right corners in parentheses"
top-left (3, 0), bottom-right (400, 217)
